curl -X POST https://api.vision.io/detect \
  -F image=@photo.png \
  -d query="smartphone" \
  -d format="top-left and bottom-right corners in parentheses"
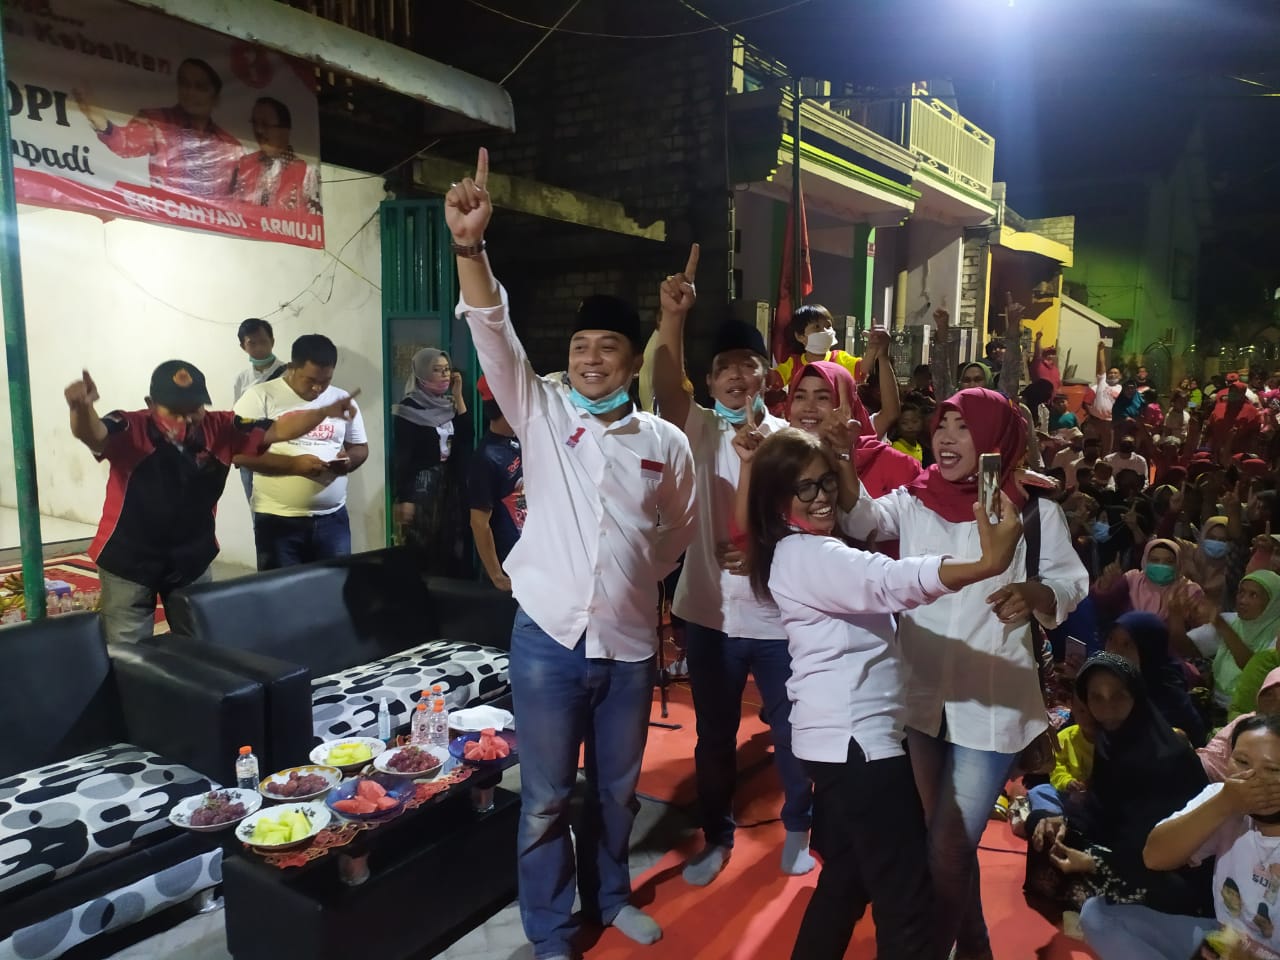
top-left (1065, 636), bottom-right (1088, 676)
top-left (979, 452), bottom-right (1002, 522)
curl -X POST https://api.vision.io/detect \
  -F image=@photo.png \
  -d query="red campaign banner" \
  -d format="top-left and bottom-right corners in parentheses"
top-left (4, 0), bottom-right (325, 249)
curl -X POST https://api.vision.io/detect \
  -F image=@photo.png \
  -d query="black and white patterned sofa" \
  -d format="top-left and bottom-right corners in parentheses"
top-left (163, 547), bottom-right (516, 771)
top-left (0, 612), bottom-right (264, 959)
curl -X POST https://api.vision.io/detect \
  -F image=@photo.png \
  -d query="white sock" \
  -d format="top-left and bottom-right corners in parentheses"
top-left (780, 829), bottom-right (816, 875)
top-left (681, 844), bottom-right (731, 886)
top-left (609, 904), bottom-right (662, 945)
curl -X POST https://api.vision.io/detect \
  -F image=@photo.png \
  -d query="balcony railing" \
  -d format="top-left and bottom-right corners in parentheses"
top-left (906, 97), bottom-right (995, 198)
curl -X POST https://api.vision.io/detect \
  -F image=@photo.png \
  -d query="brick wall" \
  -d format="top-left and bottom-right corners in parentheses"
top-left (420, 7), bottom-right (733, 376)
top-left (960, 232), bottom-right (988, 334)
top-left (1024, 215), bottom-right (1077, 252)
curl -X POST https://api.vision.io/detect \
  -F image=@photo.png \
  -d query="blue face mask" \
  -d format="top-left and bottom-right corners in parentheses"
top-left (714, 394), bottom-right (765, 426)
top-left (1092, 521), bottom-right (1112, 542)
top-left (568, 385), bottom-right (632, 416)
top-left (1202, 539), bottom-right (1230, 560)
top-left (1145, 562), bottom-right (1177, 586)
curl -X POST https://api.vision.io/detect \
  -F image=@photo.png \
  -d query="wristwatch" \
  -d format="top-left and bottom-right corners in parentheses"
top-left (450, 238), bottom-right (486, 258)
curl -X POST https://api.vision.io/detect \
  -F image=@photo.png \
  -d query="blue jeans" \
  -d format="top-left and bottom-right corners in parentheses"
top-left (253, 505), bottom-right (351, 570)
top-left (509, 608), bottom-right (655, 959)
top-left (684, 622), bottom-right (812, 845)
top-left (1079, 897), bottom-right (1216, 960)
top-left (907, 726), bottom-right (1017, 957)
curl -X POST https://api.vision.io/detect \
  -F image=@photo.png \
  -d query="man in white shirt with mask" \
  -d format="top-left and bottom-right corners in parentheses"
top-left (232, 317), bottom-right (286, 503)
top-left (447, 149), bottom-right (696, 960)
top-left (1090, 340), bottom-right (1123, 454)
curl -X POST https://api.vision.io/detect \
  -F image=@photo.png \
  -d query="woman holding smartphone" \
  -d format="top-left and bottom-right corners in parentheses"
top-left (742, 426), bottom-right (1024, 960)
top-left (839, 387), bottom-right (1090, 960)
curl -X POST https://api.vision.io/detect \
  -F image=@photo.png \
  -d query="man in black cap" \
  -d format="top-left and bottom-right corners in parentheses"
top-left (447, 149), bottom-right (696, 959)
top-left (651, 251), bottom-right (815, 888)
top-left (64, 361), bottom-right (359, 644)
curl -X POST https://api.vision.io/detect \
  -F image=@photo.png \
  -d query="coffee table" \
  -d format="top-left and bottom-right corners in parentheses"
top-left (222, 750), bottom-right (519, 960)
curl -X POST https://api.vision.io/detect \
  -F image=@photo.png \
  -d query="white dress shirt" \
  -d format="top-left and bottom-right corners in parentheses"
top-left (672, 404), bottom-right (788, 639)
top-left (769, 535), bottom-right (950, 763)
top-left (841, 489), bottom-right (1089, 754)
top-left (459, 289), bottom-right (697, 661)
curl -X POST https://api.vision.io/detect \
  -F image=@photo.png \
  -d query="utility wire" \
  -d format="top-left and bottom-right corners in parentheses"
top-left (461, 0), bottom-right (814, 39)
top-left (322, 0), bottom-right (585, 185)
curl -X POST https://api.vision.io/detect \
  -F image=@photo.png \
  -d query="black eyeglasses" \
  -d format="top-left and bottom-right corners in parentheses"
top-left (795, 472), bottom-right (839, 503)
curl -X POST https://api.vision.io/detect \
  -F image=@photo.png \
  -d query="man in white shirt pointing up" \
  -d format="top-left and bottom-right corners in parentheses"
top-left (447, 149), bottom-right (697, 960)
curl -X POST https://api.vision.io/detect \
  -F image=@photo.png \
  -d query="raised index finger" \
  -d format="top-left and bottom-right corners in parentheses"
top-left (684, 242), bottom-right (700, 282)
top-left (474, 147), bottom-right (489, 191)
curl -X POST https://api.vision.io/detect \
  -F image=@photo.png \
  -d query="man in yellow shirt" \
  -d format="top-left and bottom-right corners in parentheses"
top-left (774, 304), bottom-right (861, 386)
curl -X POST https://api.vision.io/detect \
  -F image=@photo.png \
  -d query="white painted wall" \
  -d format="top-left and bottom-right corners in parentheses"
top-left (903, 220), bottom-right (964, 330)
top-left (0, 163), bottom-right (388, 568)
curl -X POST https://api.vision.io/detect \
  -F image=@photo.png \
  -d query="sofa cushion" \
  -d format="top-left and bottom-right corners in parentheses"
top-left (311, 641), bottom-right (510, 743)
top-left (0, 744), bottom-right (210, 902)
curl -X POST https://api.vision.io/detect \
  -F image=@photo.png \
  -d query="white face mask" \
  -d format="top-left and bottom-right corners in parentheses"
top-left (1106, 376), bottom-right (1121, 387)
top-left (805, 329), bottom-right (837, 354)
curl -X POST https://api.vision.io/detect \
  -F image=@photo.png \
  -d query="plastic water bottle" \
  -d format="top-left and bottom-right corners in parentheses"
top-left (428, 698), bottom-right (450, 748)
top-left (430, 683), bottom-right (445, 705)
top-left (235, 746), bottom-right (259, 790)
top-left (410, 701), bottom-right (431, 745)
top-left (376, 697), bottom-right (391, 743)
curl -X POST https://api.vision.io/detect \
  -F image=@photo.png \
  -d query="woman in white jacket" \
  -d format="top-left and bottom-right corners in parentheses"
top-left (840, 387), bottom-right (1089, 960)
top-left (743, 426), bottom-right (1024, 960)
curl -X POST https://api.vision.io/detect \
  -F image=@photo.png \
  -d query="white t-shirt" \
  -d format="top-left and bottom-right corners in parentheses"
top-left (1167, 783), bottom-right (1280, 958)
top-left (232, 360), bottom-right (285, 403)
top-left (671, 403), bottom-right (788, 639)
top-left (233, 379), bottom-right (367, 517)
top-left (1092, 375), bottom-right (1121, 420)
top-left (1104, 450), bottom-right (1149, 488)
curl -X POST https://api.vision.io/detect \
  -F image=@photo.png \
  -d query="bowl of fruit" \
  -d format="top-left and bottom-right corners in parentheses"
top-left (326, 775), bottom-right (414, 820)
top-left (309, 737), bottom-right (385, 774)
top-left (236, 802), bottom-right (330, 850)
top-left (449, 728), bottom-right (516, 769)
top-left (169, 788), bottom-right (262, 833)
top-left (259, 765), bottom-right (342, 802)
top-left (373, 744), bottom-right (448, 779)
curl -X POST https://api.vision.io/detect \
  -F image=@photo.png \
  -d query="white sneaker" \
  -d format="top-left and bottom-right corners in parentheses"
top-left (667, 657), bottom-right (688, 678)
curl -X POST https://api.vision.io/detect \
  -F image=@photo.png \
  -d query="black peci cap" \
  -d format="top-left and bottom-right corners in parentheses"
top-left (711, 319), bottom-right (768, 360)
top-left (572, 295), bottom-right (643, 352)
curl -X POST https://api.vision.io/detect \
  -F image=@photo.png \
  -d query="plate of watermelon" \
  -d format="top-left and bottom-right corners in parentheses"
top-left (449, 728), bottom-right (517, 769)
top-left (326, 774), bottom-right (414, 820)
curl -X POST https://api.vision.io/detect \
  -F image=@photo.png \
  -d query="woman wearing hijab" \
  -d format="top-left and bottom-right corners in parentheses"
top-left (1187, 570), bottom-right (1280, 710)
top-left (392, 347), bottom-right (473, 574)
top-left (1178, 516), bottom-right (1232, 610)
top-left (1199, 666), bottom-right (1280, 780)
top-left (1092, 538), bottom-right (1205, 623)
top-left (1026, 653), bottom-right (1211, 917)
top-left (1105, 611), bottom-right (1206, 746)
top-left (786, 362), bottom-right (922, 500)
top-left (839, 387), bottom-right (1090, 960)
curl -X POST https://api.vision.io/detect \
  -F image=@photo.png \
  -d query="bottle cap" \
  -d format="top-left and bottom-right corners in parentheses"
top-left (239, 745), bottom-right (252, 755)
top-left (432, 684), bottom-right (443, 692)
top-left (420, 689), bottom-right (430, 698)
top-left (416, 702), bottom-right (427, 711)
top-left (432, 700), bottom-right (444, 712)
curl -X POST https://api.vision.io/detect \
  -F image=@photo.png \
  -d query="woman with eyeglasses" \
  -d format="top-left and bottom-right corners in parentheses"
top-left (839, 387), bottom-right (1090, 960)
top-left (739, 426), bottom-right (1024, 960)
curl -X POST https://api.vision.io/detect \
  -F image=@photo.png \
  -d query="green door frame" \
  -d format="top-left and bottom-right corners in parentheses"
top-left (379, 199), bottom-right (481, 546)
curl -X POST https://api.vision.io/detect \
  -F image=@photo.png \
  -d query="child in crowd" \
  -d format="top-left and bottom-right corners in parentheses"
top-left (890, 402), bottom-right (930, 465)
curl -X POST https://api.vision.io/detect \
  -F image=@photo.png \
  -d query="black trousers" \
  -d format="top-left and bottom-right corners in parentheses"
top-left (791, 739), bottom-right (940, 960)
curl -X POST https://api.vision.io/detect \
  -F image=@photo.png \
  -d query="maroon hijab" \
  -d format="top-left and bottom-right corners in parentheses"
top-left (788, 361), bottom-right (876, 438)
top-left (904, 387), bottom-right (1027, 523)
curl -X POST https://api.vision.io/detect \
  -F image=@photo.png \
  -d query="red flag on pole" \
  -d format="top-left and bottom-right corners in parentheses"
top-left (772, 185), bottom-right (814, 364)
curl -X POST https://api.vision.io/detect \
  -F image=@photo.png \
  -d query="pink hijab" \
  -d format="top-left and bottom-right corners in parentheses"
top-left (1123, 539), bottom-right (1203, 620)
top-left (904, 387), bottom-right (1028, 524)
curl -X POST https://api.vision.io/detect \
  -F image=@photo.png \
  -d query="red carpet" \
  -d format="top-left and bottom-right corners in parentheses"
top-left (0, 554), bottom-right (168, 630)
top-left (587, 674), bottom-right (1100, 959)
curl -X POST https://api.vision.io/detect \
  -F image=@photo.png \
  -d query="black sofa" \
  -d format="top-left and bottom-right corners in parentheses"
top-left (0, 612), bottom-right (264, 959)
top-left (162, 548), bottom-right (517, 772)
